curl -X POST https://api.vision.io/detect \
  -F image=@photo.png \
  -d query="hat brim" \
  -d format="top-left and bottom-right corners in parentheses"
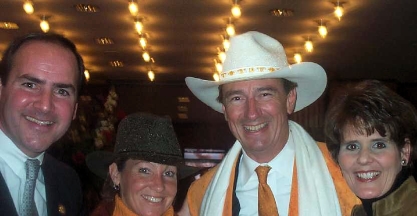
top-left (86, 151), bottom-right (203, 180)
top-left (185, 62), bottom-right (327, 113)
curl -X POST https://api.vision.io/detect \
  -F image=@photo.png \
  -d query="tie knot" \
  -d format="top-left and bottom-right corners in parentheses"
top-left (25, 159), bottom-right (40, 181)
top-left (255, 165), bottom-right (271, 184)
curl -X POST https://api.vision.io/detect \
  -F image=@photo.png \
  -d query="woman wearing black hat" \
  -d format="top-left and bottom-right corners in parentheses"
top-left (87, 112), bottom-right (198, 216)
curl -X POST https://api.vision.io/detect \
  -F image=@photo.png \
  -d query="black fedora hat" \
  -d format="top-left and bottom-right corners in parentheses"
top-left (86, 112), bottom-right (200, 179)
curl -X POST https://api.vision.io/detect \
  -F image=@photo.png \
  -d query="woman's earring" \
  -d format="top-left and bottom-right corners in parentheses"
top-left (113, 183), bottom-right (120, 191)
top-left (401, 159), bottom-right (407, 166)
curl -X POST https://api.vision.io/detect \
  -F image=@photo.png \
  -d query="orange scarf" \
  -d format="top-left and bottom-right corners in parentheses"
top-left (112, 195), bottom-right (175, 216)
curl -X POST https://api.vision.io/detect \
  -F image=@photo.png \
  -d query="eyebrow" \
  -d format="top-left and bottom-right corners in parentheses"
top-left (20, 74), bottom-right (76, 92)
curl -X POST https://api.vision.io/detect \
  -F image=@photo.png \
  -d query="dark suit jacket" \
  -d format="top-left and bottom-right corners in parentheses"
top-left (0, 153), bottom-right (85, 216)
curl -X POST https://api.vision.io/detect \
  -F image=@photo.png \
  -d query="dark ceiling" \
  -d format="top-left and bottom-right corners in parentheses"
top-left (1, 0), bottom-right (416, 84)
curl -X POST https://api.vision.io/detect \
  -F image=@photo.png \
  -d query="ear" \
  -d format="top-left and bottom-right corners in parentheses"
top-left (72, 103), bottom-right (78, 120)
top-left (222, 105), bottom-right (228, 121)
top-left (286, 88), bottom-right (297, 115)
top-left (109, 163), bottom-right (121, 186)
top-left (401, 138), bottom-right (412, 162)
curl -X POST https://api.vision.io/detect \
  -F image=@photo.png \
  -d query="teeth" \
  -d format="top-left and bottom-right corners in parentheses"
top-left (142, 195), bottom-right (162, 203)
top-left (357, 172), bottom-right (380, 179)
top-left (244, 123), bottom-right (267, 132)
top-left (25, 116), bottom-right (53, 126)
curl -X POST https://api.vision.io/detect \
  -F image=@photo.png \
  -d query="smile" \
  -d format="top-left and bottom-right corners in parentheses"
top-left (25, 116), bottom-right (54, 126)
top-left (356, 171), bottom-right (380, 180)
top-left (244, 123), bottom-right (267, 132)
top-left (142, 195), bottom-right (163, 203)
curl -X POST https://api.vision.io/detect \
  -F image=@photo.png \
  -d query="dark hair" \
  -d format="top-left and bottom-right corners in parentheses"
top-left (324, 80), bottom-right (417, 173)
top-left (216, 78), bottom-right (298, 104)
top-left (0, 32), bottom-right (85, 96)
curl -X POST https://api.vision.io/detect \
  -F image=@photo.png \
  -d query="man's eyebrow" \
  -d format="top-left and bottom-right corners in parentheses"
top-left (256, 86), bottom-right (278, 92)
top-left (224, 89), bottom-right (243, 99)
top-left (20, 74), bottom-right (76, 92)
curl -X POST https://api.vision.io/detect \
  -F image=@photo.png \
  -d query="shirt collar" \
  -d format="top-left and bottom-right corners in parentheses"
top-left (0, 129), bottom-right (45, 171)
top-left (239, 131), bottom-right (295, 185)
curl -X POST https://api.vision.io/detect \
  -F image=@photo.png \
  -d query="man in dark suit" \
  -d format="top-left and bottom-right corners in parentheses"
top-left (0, 33), bottom-right (85, 215)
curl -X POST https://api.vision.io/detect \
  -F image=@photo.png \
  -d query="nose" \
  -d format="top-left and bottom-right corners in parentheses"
top-left (34, 90), bottom-right (54, 113)
top-left (357, 148), bottom-right (374, 165)
top-left (150, 175), bottom-right (165, 192)
top-left (245, 97), bottom-right (260, 120)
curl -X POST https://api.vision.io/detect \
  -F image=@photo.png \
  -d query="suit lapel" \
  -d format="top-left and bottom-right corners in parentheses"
top-left (0, 173), bottom-right (19, 216)
top-left (42, 155), bottom-right (60, 215)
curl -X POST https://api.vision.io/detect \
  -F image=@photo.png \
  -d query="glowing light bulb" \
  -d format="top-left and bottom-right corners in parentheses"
top-left (84, 70), bottom-right (90, 82)
top-left (23, 1), bottom-right (34, 14)
top-left (226, 23), bottom-right (235, 36)
top-left (135, 20), bottom-right (143, 34)
top-left (129, 1), bottom-right (139, 16)
top-left (294, 53), bottom-right (302, 64)
top-left (40, 19), bottom-right (49, 33)
top-left (213, 73), bottom-right (220, 81)
top-left (231, 4), bottom-right (241, 18)
top-left (318, 25), bottom-right (328, 38)
top-left (334, 6), bottom-right (343, 21)
top-left (148, 70), bottom-right (155, 81)
top-left (139, 37), bottom-right (147, 49)
top-left (223, 38), bottom-right (230, 51)
top-left (305, 40), bottom-right (313, 53)
top-left (142, 51), bottom-right (150, 62)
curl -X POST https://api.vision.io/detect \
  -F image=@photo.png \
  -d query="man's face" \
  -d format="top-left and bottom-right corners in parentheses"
top-left (221, 78), bottom-right (296, 163)
top-left (0, 41), bottom-right (78, 157)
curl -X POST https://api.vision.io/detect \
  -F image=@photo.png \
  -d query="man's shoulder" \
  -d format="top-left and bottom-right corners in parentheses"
top-left (42, 154), bottom-right (80, 181)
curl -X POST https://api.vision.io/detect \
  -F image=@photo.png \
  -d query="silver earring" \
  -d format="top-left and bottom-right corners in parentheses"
top-left (401, 159), bottom-right (407, 166)
top-left (113, 183), bottom-right (120, 191)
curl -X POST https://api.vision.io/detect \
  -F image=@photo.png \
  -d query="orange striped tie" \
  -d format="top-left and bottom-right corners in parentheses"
top-left (256, 165), bottom-right (279, 216)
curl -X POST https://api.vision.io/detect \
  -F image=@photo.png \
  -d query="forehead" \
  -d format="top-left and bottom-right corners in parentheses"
top-left (11, 41), bottom-right (78, 80)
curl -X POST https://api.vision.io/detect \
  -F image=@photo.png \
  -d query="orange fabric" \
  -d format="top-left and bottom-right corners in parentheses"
top-left (256, 166), bottom-right (279, 216)
top-left (186, 142), bottom-right (360, 216)
top-left (112, 195), bottom-right (175, 216)
top-left (288, 161), bottom-right (298, 216)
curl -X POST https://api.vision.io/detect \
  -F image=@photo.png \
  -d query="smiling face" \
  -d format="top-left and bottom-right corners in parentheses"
top-left (0, 41), bottom-right (78, 158)
top-left (221, 78), bottom-right (296, 163)
top-left (110, 159), bottom-right (178, 216)
top-left (338, 125), bottom-right (410, 199)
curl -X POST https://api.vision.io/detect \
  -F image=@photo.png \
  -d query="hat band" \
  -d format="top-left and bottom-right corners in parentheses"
top-left (220, 66), bottom-right (281, 81)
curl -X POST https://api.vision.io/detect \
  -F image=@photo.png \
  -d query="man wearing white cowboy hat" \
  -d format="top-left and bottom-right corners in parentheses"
top-left (182, 31), bottom-right (359, 216)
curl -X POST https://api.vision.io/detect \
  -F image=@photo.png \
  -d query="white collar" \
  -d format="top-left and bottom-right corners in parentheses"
top-left (239, 132), bottom-right (295, 185)
top-left (0, 129), bottom-right (45, 175)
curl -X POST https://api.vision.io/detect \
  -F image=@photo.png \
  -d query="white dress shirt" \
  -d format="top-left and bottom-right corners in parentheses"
top-left (236, 134), bottom-right (295, 216)
top-left (0, 129), bottom-right (47, 216)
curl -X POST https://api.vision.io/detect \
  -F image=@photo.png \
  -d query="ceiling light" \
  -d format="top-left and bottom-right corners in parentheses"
top-left (177, 106), bottom-right (188, 112)
top-left (139, 35), bottom-right (147, 49)
top-left (0, 22), bottom-right (19, 30)
top-left (269, 8), bottom-right (294, 17)
top-left (95, 37), bottom-right (114, 45)
top-left (217, 48), bottom-right (226, 63)
top-left (148, 70), bottom-right (155, 81)
top-left (334, 1), bottom-right (344, 21)
top-left (134, 18), bottom-right (143, 34)
top-left (142, 51), bottom-right (150, 62)
top-left (23, 1), bottom-right (34, 14)
top-left (40, 16), bottom-right (50, 33)
top-left (214, 59), bottom-right (222, 73)
top-left (318, 20), bottom-right (328, 38)
top-left (294, 53), bottom-right (302, 64)
top-left (231, 4), bottom-right (241, 18)
top-left (226, 23), bottom-right (235, 36)
top-left (110, 60), bottom-right (124, 67)
top-left (213, 72), bottom-right (220, 81)
top-left (129, 1), bottom-right (139, 16)
top-left (84, 70), bottom-right (90, 82)
top-left (178, 113), bottom-right (188, 119)
top-left (222, 35), bottom-right (230, 51)
top-left (304, 39), bottom-right (313, 53)
top-left (74, 4), bottom-right (100, 13)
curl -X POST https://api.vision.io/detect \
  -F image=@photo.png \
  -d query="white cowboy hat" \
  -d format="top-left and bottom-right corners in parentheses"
top-left (185, 31), bottom-right (327, 113)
